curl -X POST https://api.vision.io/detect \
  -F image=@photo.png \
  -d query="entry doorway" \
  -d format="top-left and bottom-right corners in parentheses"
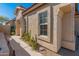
top-left (58, 12), bottom-right (75, 55)
top-left (57, 4), bottom-right (75, 52)
top-left (53, 4), bottom-right (75, 52)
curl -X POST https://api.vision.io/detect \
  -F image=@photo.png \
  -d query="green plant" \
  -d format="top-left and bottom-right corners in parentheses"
top-left (10, 31), bottom-right (15, 35)
top-left (21, 32), bottom-right (38, 50)
top-left (31, 39), bottom-right (38, 50)
top-left (21, 33), bottom-right (27, 38)
top-left (21, 33), bottom-right (27, 41)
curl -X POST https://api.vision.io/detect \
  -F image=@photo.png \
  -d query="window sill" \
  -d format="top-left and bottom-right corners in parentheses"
top-left (39, 35), bottom-right (47, 38)
top-left (38, 35), bottom-right (50, 42)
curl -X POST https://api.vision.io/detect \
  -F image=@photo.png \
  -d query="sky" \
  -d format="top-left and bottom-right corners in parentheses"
top-left (0, 3), bottom-right (79, 20)
top-left (0, 3), bottom-right (33, 20)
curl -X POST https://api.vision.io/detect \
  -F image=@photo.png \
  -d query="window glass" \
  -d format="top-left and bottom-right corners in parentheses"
top-left (39, 11), bottom-right (47, 24)
top-left (39, 11), bottom-right (48, 35)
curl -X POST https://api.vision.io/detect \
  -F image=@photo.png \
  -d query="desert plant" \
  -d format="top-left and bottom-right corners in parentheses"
top-left (11, 32), bottom-right (15, 35)
top-left (21, 32), bottom-right (38, 50)
top-left (31, 38), bottom-right (38, 50)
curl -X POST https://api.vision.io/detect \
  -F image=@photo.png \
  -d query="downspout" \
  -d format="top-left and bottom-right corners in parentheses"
top-left (23, 17), bottom-right (26, 33)
top-left (27, 15), bottom-right (28, 33)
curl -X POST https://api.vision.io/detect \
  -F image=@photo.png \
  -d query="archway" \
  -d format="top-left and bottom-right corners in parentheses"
top-left (53, 4), bottom-right (75, 52)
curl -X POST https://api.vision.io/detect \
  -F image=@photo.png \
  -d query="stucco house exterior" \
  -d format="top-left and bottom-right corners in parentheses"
top-left (5, 19), bottom-right (16, 35)
top-left (15, 3), bottom-right (76, 53)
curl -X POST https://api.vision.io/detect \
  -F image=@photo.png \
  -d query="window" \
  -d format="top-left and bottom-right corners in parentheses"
top-left (39, 11), bottom-right (48, 35)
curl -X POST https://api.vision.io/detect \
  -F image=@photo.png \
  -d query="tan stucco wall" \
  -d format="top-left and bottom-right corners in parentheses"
top-left (24, 4), bottom-right (50, 41)
top-left (28, 12), bottom-right (38, 39)
top-left (24, 4), bottom-right (58, 52)
top-left (23, 3), bottom-right (75, 52)
top-left (20, 17), bottom-right (25, 36)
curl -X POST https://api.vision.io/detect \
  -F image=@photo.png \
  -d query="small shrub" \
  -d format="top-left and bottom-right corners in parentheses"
top-left (22, 33), bottom-right (28, 41)
top-left (31, 39), bottom-right (38, 50)
top-left (10, 31), bottom-right (15, 35)
top-left (21, 33), bottom-right (27, 38)
top-left (21, 32), bottom-right (38, 50)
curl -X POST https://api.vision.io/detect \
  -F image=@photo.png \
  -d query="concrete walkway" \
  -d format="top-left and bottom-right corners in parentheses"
top-left (11, 36), bottom-right (43, 56)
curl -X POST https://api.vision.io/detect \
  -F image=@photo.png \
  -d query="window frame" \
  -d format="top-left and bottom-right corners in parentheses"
top-left (38, 11), bottom-right (48, 36)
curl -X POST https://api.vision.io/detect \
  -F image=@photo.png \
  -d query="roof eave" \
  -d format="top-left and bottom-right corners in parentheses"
top-left (23, 3), bottom-right (45, 16)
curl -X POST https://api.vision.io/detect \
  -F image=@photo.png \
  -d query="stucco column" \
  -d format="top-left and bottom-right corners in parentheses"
top-left (20, 17), bottom-right (25, 37)
top-left (15, 20), bottom-right (20, 36)
top-left (53, 6), bottom-right (60, 52)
